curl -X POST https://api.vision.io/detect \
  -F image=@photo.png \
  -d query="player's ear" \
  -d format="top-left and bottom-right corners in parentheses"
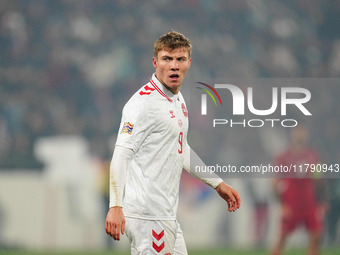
top-left (152, 57), bottom-right (157, 68)
top-left (188, 58), bottom-right (192, 69)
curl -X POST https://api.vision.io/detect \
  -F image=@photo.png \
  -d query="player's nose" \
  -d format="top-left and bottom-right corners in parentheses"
top-left (170, 60), bottom-right (179, 70)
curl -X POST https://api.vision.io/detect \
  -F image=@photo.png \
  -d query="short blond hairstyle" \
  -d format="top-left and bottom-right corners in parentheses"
top-left (154, 31), bottom-right (192, 58)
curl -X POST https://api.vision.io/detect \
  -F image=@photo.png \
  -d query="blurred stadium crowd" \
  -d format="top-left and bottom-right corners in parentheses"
top-left (0, 0), bottom-right (340, 249)
top-left (1, 0), bottom-right (340, 168)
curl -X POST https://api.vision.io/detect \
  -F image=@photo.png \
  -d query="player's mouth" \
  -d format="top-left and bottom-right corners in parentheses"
top-left (169, 74), bottom-right (180, 82)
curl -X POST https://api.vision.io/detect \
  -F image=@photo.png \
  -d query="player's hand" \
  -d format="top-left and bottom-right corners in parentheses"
top-left (215, 182), bottom-right (241, 212)
top-left (105, 206), bottom-right (126, 240)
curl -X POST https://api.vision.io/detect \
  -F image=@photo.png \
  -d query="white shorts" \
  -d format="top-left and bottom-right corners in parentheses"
top-left (125, 217), bottom-right (188, 255)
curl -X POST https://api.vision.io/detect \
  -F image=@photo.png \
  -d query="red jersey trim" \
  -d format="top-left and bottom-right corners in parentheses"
top-left (150, 78), bottom-right (173, 102)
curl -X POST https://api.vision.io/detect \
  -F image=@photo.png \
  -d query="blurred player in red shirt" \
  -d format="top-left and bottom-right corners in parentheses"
top-left (271, 125), bottom-right (328, 255)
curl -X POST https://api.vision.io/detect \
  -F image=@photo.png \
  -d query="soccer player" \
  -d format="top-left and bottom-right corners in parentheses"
top-left (271, 125), bottom-right (328, 255)
top-left (105, 31), bottom-right (241, 254)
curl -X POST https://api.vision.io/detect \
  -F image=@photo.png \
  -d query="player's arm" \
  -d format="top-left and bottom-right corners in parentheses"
top-left (183, 144), bottom-right (241, 212)
top-left (105, 145), bottom-right (133, 241)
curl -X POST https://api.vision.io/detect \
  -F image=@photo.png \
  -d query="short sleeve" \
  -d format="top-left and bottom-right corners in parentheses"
top-left (115, 99), bottom-right (154, 152)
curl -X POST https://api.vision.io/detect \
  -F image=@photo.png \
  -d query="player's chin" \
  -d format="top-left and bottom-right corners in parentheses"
top-left (168, 79), bottom-right (179, 84)
top-left (167, 81), bottom-right (181, 89)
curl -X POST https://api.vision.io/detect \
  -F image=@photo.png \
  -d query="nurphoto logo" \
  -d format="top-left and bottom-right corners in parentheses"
top-left (196, 82), bottom-right (312, 128)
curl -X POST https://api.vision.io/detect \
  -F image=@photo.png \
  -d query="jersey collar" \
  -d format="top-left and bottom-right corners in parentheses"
top-left (150, 73), bottom-right (175, 102)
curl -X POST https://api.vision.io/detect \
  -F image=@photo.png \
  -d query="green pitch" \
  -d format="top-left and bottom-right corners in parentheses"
top-left (1, 249), bottom-right (340, 255)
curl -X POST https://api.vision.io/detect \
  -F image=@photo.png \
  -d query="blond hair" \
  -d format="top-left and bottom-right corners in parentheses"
top-left (154, 31), bottom-right (192, 58)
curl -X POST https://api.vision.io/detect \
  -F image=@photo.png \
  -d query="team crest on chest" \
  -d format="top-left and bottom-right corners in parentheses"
top-left (169, 110), bottom-right (175, 118)
top-left (181, 103), bottom-right (188, 117)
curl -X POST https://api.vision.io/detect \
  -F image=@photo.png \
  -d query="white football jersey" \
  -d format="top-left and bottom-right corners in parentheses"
top-left (116, 73), bottom-right (189, 220)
